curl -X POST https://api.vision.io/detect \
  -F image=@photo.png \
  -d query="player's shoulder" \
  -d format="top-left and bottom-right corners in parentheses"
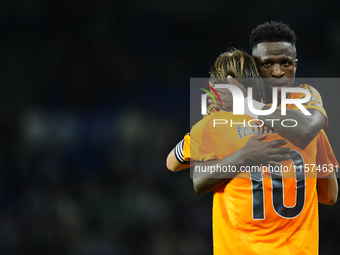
top-left (288, 84), bottom-right (323, 104)
top-left (297, 84), bottom-right (321, 96)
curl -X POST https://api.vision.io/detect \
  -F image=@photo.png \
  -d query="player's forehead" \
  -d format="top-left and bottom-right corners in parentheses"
top-left (252, 42), bottom-right (296, 61)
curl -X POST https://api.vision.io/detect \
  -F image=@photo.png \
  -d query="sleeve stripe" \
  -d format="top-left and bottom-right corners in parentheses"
top-left (175, 140), bottom-right (184, 162)
top-left (174, 139), bottom-right (190, 164)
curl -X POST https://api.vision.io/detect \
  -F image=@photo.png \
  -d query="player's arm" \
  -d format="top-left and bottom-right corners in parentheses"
top-left (258, 108), bottom-right (325, 140)
top-left (193, 150), bottom-right (242, 194)
top-left (166, 148), bottom-right (194, 172)
top-left (166, 137), bottom-right (194, 172)
top-left (193, 134), bottom-right (291, 194)
top-left (210, 76), bottom-right (327, 140)
top-left (317, 171), bottom-right (338, 205)
top-left (235, 77), bottom-right (326, 140)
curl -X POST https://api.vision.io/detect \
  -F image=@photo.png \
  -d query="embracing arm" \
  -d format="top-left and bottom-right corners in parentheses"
top-left (210, 76), bottom-right (327, 140)
top-left (166, 148), bottom-right (194, 172)
top-left (193, 149), bottom-right (243, 194)
top-left (259, 108), bottom-right (326, 140)
top-left (193, 134), bottom-right (291, 194)
top-left (166, 137), bottom-right (194, 172)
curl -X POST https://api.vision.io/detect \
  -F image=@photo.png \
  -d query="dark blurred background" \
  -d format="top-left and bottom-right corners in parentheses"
top-left (0, 0), bottom-right (340, 254)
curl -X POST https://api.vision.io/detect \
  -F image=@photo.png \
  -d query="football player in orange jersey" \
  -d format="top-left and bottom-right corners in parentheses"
top-left (181, 48), bottom-right (338, 254)
top-left (188, 48), bottom-right (337, 254)
top-left (166, 21), bottom-right (338, 254)
top-left (192, 21), bottom-right (335, 196)
top-left (167, 21), bottom-right (328, 189)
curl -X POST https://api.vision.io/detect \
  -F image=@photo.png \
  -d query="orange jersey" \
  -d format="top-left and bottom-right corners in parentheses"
top-left (292, 84), bottom-right (328, 128)
top-left (189, 110), bottom-right (337, 254)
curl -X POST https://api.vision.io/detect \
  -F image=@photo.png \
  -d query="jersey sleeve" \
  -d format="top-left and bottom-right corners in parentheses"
top-left (294, 84), bottom-right (328, 128)
top-left (316, 130), bottom-right (338, 177)
top-left (173, 134), bottom-right (191, 164)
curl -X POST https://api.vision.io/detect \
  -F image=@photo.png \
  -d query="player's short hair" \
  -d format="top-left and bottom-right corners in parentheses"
top-left (249, 21), bottom-right (297, 49)
top-left (209, 48), bottom-right (266, 102)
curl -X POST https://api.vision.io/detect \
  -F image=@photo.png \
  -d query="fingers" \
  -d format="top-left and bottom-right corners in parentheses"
top-left (214, 88), bottom-right (232, 96)
top-left (265, 161), bottom-right (283, 167)
top-left (208, 98), bottom-right (222, 107)
top-left (214, 87), bottom-right (228, 92)
top-left (212, 104), bottom-right (221, 110)
top-left (227, 75), bottom-right (241, 86)
top-left (267, 154), bottom-right (290, 162)
top-left (266, 139), bottom-right (287, 147)
top-left (269, 147), bottom-right (291, 155)
top-left (207, 92), bottom-right (222, 106)
top-left (227, 75), bottom-right (247, 96)
top-left (249, 133), bottom-right (267, 141)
